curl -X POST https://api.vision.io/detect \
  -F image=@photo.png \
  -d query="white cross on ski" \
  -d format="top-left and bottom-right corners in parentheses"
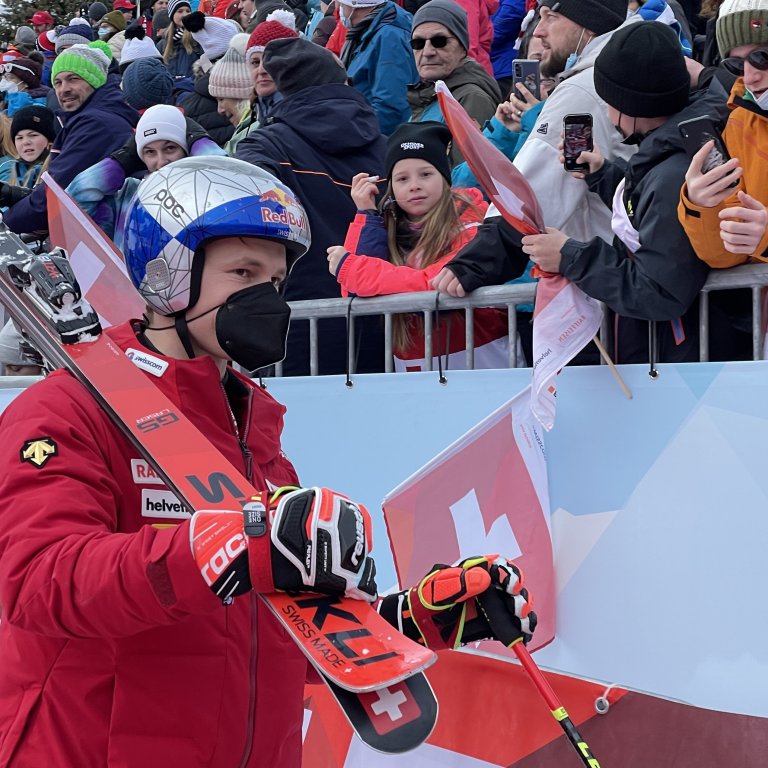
top-left (370, 687), bottom-right (408, 721)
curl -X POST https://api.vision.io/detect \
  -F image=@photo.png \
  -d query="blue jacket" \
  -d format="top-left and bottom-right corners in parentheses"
top-left (236, 83), bottom-right (387, 375)
top-left (5, 87), bottom-right (50, 118)
top-left (344, 2), bottom-right (419, 136)
top-left (489, 0), bottom-right (526, 79)
top-left (4, 76), bottom-right (138, 235)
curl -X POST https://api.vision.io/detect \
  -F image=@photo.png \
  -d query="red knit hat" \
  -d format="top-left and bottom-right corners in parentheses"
top-left (245, 20), bottom-right (297, 59)
top-left (36, 30), bottom-right (56, 53)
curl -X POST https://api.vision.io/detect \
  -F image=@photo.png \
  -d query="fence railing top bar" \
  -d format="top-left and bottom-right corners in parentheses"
top-left (700, 263), bottom-right (768, 291)
top-left (288, 284), bottom-right (537, 318)
top-left (286, 263), bottom-right (768, 319)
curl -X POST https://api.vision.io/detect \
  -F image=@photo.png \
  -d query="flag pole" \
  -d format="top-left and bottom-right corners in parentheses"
top-left (513, 644), bottom-right (602, 767)
top-left (591, 335), bottom-right (632, 400)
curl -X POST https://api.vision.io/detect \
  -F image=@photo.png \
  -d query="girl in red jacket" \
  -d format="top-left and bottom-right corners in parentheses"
top-left (327, 121), bottom-right (510, 372)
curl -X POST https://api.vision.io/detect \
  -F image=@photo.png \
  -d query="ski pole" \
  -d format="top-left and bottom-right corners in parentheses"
top-left (513, 644), bottom-right (601, 768)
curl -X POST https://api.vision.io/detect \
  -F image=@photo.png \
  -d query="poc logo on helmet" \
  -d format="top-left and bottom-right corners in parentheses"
top-left (154, 188), bottom-right (186, 219)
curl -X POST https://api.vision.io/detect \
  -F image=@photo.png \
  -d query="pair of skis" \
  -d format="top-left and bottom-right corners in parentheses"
top-left (0, 229), bottom-right (438, 755)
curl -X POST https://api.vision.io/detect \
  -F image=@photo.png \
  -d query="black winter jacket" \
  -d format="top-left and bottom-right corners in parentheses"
top-left (236, 83), bottom-right (387, 375)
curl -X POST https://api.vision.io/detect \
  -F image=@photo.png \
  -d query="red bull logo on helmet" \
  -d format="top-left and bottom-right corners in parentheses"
top-left (259, 188), bottom-right (306, 229)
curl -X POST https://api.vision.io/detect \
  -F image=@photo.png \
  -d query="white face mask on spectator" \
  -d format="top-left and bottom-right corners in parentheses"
top-left (0, 80), bottom-right (19, 93)
top-left (747, 87), bottom-right (768, 110)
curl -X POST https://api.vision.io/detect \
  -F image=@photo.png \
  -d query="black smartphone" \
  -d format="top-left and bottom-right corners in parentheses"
top-left (512, 59), bottom-right (541, 101)
top-left (678, 115), bottom-right (735, 178)
top-left (563, 114), bottom-right (593, 172)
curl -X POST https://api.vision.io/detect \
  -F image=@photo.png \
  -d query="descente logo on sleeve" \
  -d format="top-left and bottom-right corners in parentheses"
top-left (125, 348), bottom-right (169, 377)
top-left (141, 489), bottom-right (189, 519)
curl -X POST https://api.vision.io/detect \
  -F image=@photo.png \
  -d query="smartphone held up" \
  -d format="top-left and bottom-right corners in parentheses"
top-left (678, 115), bottom-right (737, 185)
top-left (563, 113), bottom-right (593, 172)
top-left (512, 59), bottom-right (541, 100)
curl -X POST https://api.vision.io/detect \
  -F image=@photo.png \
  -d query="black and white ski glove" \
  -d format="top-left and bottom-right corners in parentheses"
top-left (190, 487), bottom-right (378, 603)
top-left (378, 555), bottom-right (536, 650)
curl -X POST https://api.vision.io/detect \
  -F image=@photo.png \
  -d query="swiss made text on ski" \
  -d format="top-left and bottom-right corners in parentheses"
top-left (0, 231), bottom-right (438, 753)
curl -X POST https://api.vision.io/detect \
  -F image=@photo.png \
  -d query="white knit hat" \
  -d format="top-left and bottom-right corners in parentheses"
top-left (186, 15), bottom-right (239, 61)
top-left (135, 104), bottom-right (189, 156)
top-left (121, 26), bottom-right (163, 68)
top-left (209, 45), bottom-right (252, 100)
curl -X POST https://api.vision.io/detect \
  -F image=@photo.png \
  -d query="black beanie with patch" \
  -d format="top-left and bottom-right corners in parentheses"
top-left (385, 121), bottom-right (453, 184)
top-left (594, 22), bottom-right (690, 118)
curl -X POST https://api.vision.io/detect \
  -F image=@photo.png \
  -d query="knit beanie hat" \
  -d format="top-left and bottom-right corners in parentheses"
top-left (716, 0), bottom-right (768, 56)
top-left (89, 2), bottom-right (109, 22)
top-left (262, 37), bottom-right (347, 95)
top-left (209, 44), bottom-right (252, 99)
top-left (55, 23), bottom-right (94, 52)
top-left (14, 26), bottom-right (37, 48)
top-left (0, 48), bottom-right (24, 64)
top-left (51, 41), bottom-right (111, 89)
top-left (135, 103), bottom-right (188, 155)
top-left (100, 10), bottom-right (128, 31)
top-left (10, 105), bottom-right (57, 142)
top-left (539, 0), bottom-right (627, 38)
top-left (385, 121), bottom-right (452, 184)
top-left (167, 0), bottom-right (191, 19)
top-left (181, 12), bottom-right (239, 61)
top-left (5, 55), bottom-right (43, 89)
top-left (245, 19), bottom-right (297, 58)
top-left (594, 22), bottom-right (690, 118)
top-left (120, 23), bottom-right (163, 69)
top-left (153, 9), bottom-right (171, 31)
top-left (122, 56), bottom-right (173, 108)
top-left (229, 32), bottom-right (251, 56)
top-left (36, 30), bottom-right (57, 53)
top-left (412, 0), bottom-right (470, 52)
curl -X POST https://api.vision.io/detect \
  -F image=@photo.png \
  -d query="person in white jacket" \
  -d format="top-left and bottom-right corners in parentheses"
top-left (431, 0), bottom-right (636, 296)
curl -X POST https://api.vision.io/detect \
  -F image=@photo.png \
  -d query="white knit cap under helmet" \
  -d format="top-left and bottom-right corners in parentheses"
top-left (135, 104), bottom-right (189, 156)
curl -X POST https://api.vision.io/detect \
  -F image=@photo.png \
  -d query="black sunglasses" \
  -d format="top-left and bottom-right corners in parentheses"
top-left (410, 34), bottom-right (456, 50)
top-left (722, 47), bottom-right (768, 76)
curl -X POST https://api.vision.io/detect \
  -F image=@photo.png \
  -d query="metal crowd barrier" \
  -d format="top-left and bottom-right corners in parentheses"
top-left (275, 264), bottom-right (768, 376)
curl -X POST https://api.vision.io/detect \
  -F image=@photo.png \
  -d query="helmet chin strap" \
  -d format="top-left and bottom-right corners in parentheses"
top-left (146, 303), bottom-right (222, 360)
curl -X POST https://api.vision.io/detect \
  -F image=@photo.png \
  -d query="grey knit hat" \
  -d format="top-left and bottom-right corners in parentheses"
top-left (54, 23), bottom-right (94, 52)
top-left (412, 0), bottom-right (469, 52)
top-left (539, 0), bottom-right (627, 37)
top-left (716, 0), bottom-right (768, 56)
top-left (14, 26), bottom-right (37, 48)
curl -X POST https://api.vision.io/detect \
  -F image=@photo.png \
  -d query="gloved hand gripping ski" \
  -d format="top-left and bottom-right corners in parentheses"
top-left (190, 487), bottom-right (378, 603)
top-left (378, 555), bottom-right (536, 649)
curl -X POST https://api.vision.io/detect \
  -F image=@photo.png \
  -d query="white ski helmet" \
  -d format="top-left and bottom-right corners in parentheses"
top-left (124, 157), bottom-right (311, 316)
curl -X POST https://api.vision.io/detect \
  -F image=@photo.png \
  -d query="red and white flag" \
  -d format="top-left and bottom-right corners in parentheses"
top-left (436, 83), bottom-right (602, 430)
top-left (530, 273), bottom-right (602, 430)
top-left (436, 81), bottom-right (543, 236)
top-left (44, 173), bottom-right (144, 327)
top-left (382, 386), bottom-right (554, 653)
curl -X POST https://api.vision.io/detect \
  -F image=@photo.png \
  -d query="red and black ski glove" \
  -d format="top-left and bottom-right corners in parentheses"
top-left (377, 555), bottom-right (536, 650)
top-left (189, 487), bottom-right (378, 603)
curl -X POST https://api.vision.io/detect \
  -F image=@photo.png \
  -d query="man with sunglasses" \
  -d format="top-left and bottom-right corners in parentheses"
top-left (408, 0), bottom-right (501, 165)
top-left (679, 0), bottom-right (768, 268)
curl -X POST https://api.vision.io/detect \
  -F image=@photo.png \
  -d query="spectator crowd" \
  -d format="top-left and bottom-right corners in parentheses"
top-left (0, 0), bottom-right (766, 375)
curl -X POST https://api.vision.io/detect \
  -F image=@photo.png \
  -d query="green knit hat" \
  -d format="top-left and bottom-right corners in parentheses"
top-left (51, 42), bottom-right (111, 90)
top-left (717, 0), bottom-right (768, 56)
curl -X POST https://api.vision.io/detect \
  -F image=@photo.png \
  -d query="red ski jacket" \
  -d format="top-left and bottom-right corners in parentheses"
top-left (0, 322), bottom-right (308, 768)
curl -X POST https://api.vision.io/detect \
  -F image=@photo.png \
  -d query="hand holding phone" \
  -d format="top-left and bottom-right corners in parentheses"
top-left (563, 114), bottom-right (593, 173)
top-left (512, 59), bottom-right (541, 101)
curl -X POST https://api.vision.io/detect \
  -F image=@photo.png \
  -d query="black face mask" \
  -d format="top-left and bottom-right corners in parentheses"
top-left (215, 283), bottom-right (291, 372)
top-left (614, 117), bottom-right (645, 146)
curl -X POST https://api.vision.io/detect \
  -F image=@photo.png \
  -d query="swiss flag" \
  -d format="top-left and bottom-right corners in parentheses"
top-left (359, 682), bottom-right (424, 735)
top-left (383, 387), bottom-right (554, 652)
top-left (44, 173), bottom-right (144, 327)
